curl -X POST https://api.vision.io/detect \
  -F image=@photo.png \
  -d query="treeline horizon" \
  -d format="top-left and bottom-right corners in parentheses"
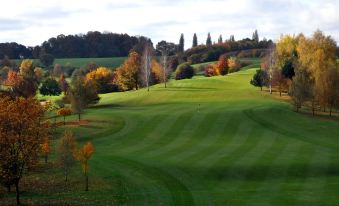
top-left (0, 31), bottom-right (272, 59)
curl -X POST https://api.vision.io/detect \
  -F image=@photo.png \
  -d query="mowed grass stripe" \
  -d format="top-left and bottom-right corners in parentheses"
top-left (174, 108), bottom-right (233, 164)
top-left (293, 148), bottom-right (330, 206)
top-left (143, 109), bottom-right (206, 158)
top-left (269, 144), bottom-right (316, 205)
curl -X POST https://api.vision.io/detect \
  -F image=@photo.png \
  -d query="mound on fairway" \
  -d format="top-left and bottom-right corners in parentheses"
top-left (7, 66), bottom-right (339, 205)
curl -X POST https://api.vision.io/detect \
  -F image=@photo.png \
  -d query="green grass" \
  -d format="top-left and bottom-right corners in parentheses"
top-left (2, 65), bottom-right (339, 205)
top-left (15, 57), bottom-right (127, 69)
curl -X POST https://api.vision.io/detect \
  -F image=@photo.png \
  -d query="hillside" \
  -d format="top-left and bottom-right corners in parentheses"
top-left (5, 65), bottom-right (339, 205)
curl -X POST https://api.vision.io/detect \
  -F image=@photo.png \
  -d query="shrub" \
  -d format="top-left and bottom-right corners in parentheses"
top-left (175, 63), bottom-right (194, 80)
top-left (228, 57), bottom-right (241, 73)
top-left (204, 64), bottom-right (217, 77)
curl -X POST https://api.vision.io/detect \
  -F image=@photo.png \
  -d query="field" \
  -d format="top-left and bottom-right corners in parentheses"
top-left (14, 57), bottom-right (127, 69)
top-left (2, 64), bottom-right (339, 205)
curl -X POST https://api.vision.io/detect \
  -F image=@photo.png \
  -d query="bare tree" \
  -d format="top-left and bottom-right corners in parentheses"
top-left (161, 51), bottom-right (168, 88)
top-left (142, 43), bottom-right (153, 91)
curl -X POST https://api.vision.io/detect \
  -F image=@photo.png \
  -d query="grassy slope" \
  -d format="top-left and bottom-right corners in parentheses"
top-left (3, 65), bottom-right (339, 205)
top-left (14, 57), bottom-right (127, 69)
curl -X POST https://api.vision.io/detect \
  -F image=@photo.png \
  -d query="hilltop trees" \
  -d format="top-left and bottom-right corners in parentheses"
top-left (193, 33), bottom-right (198, 47)
top-left (0, 97), bottom-right (49, 205)
top-left (178, 34), bottom-right (185, 53)
top-left (252, 30), bottom-right (259, 43)
top-left (206, 33), bottom-right (212, 46)
top-left (218, 35), bottom-right (223, 44)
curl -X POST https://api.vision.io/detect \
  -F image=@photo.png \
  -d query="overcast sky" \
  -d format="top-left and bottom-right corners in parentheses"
top-left (0, 0), bottom-right (338, 48)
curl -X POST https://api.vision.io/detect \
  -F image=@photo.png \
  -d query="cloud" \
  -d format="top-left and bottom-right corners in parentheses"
top-left (0, 0), bottom-right (337, 47)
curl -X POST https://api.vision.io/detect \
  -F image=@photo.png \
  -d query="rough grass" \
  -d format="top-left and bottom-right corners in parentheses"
top-left (2, 65), bottom-right (339, 205)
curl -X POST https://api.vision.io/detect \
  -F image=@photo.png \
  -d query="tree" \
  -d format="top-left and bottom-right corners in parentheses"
top-left (229, 35), bottom-right (235, 42)
top-left (151, 59), bottom-right (166, 84)
top-left (58, 130), bottom-right (77, 182)
top-left (206, 33), bottom-right (212, 46)
top-left (252, 30), bottom-right (259, 43)
top-left (216, 55), bottom-right (228, 75)
top-left (192, 33), bottom-right (198, 48)
top-left (276, 34), bottom-right (298, 79)
top-left (57, 108), bottom-right (72, 125)
top-left (178, 34), bottom-right (184, 53)
top-left (228, 57), bottom-right (241, 73)
top-left (76, 142), bottom-right (94, 191)
top-left (59, 74), bottom-right (69, 93)
top-left (141, 43), bottom-right (153, 91)
top-left (53, 64), bottom-right (62, 77)
top-left (67, 77), bottom-right (99, 121)
top-left (218, 35), bottom-right (223, 44)
top-left (204, 64), bottom-right (217, 77)
top-left (41, 139), bottom-right (51, 163)
top-left (0, 97), bottom-right (49, 205)
top-left (114, 51), bottom-right (141, 91)
top-left (272, 69), bottom-right (288, 96)
top-left (175, 63), bottom-right (194, 80)
top-left (250, 69), bottom-right (268, 91)
top-left (39, 78), bottom-right (62, 96)
top-left (289, 69), bottom-right (314, 112)
top-left (85, 67), bottom-right (114, 93)
top-left (39, 53), bottom-right (55, 68)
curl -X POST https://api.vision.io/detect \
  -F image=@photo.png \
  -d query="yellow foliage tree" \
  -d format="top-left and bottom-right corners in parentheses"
top-left (85, 67), bottom-right (114, 93)
top-left (76, 142), bottom-right (94, 191)
top-left (57, 108), bottom-right (72, 125)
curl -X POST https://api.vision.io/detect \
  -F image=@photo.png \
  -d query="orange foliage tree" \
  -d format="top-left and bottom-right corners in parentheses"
top-left (215, 55), bottom-right (229, 75)
top-left (85, 67), bottom-right (114, 93)
top-left (151, 59), bottom-right (165, 84)
top-left (41, 139), bottom-right (51, 163)
top-left (57, 108), bottom-right (72, 125)
top-left (0, 97), bottom-right (49, 205)
top-left (76, 142), bottom-right (94, 191)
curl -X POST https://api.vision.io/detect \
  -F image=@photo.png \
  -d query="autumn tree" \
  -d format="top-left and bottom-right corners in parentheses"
top-left (76, 142), bottom-right (94, 191)
top-left (176, 63), bottom-right (194, 80)
top-left (272, 69), bottom-right (288, 96)
top-left (151, 59), bottom-right (165, 84)
top-left (296, 30), bottom-right (337, 114)
top-left (289, 69), bottom-right (314, 112)
top-left (57, 108), bottom-right (73, 125)
top-left (276, 34), bottom-right (298, 79)
top-left (192, 33), bottom-right (198, 48)
top-left (204, 64), bottom-right (217, 77)
top-left (41, 139), bottom-right (51, 163)
top-left (53, 64), bottom-right (62, 77)
top-left (228, 57), bottom-right (241, 73)
top-left (216, 55), bottom-right (228, 75)
top-left (114, 51), bottom-right (141, 91)
top-left (85, 67), bottom-right (114, 93)
top-left (67, 77), bottom-right (99, 122)
top-left (58, 130), bottom-right (77, 182)
top-left (0, 97), bottom-right (49, 205)
top-left (250, 69), bottom-right (268, 91)
top-left (59, 73), bottom-right (69, 93)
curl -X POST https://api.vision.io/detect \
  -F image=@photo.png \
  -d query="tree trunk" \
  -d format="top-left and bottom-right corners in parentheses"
top-left (78, 113), bottom-right (81, 122)
top-left (329, 106), bottom-right (332, 117)
top-left (15, 180), bottom-right (20, 205)
top-left (85, 175), bottom-right (89, 191)
top-left (260, 86), bottom-right (262, 91)
top-left (45, 155), bottom-right (48, 163)
top-left (64, 116), bottom-right (66, 125)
